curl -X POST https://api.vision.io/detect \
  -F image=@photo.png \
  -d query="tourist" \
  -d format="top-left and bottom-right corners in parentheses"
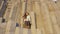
top-left (23, 12), bottom-right (31, 29)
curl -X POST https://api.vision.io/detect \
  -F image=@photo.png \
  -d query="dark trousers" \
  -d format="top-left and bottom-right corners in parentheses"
top-left (25, 21), bottom-right (31, 26)
top-left (24, 21), bottom-right (31, 28)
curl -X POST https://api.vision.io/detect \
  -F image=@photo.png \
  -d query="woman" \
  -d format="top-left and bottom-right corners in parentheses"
top-left (23, 12), bottom-right (31, 29)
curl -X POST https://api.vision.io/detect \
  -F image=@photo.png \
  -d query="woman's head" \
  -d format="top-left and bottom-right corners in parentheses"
top-left (23, 12), bottom-right (29, 19)
top-left (26, 12), bottom-right (29, 16)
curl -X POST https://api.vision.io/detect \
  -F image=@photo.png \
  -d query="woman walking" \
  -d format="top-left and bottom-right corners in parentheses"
top-left (23, 12), bottom-right (31, 29)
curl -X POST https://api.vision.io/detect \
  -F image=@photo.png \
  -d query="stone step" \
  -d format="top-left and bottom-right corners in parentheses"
top-left (3, 3), bottom-right (14, 21)
top-left (5, 20), bottom-right (16, 34)
top-left (48, 1), bottom-right (60, 34)
top-left (37, 29), bottom-right (42, 34)
top-left (0, 19), bottom-right (7, 34)
top-left (0, 1), bottom-right (4, 10)
top-left (0, 18), bottom-right (2, 24)
top-left (15, 27), bottom-right (20, 34)
top-left (28, 29), bottom-right (31, 34)
top-left (23, 28), bottom-right (28, 34)
top-left (30, 12), bottom-right (37, 34)
top-left (0, 23), bottom-right (6, 34)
